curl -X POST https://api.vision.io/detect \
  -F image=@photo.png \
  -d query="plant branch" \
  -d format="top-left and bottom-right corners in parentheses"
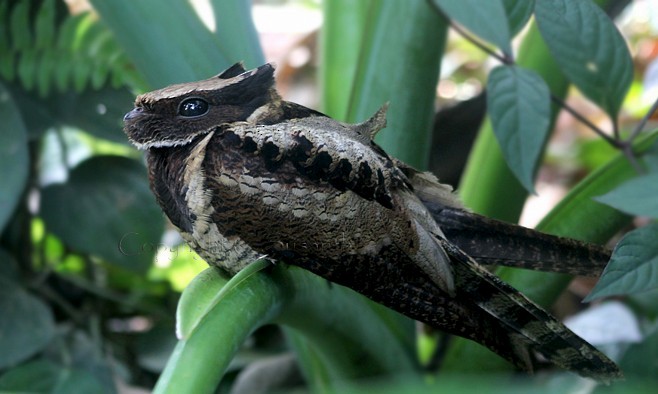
top-left (629, 95), bottom-right (658, 142)
top-left (620, 142), bottom-right (644, 174)
top-left (425, 0), bottom-right (512, 65)
top-left (32, 283), bottom-right (87, 326)
top-left (551, 96), bottom-right (646, 172)
top-left (449, 21), bottom-right (512, 64)
top-left (550, 95), bottom-right (620, 147)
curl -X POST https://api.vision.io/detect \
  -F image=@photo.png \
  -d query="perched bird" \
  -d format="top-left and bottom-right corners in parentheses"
top-left (123, 63), bottom-right (621, 381)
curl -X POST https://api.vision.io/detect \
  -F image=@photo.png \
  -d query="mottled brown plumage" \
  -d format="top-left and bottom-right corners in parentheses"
top-left (123, 63), bottom-right (621, 381)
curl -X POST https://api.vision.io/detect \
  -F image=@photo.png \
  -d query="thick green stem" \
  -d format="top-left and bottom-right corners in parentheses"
top-left (154, 265), bottom-right (417, 393)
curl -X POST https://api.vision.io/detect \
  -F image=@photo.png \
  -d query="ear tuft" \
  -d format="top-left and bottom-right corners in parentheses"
top-left (218, 62), bottom-right (247, 79)
top-left (235, 63), bottom-right (277, 94)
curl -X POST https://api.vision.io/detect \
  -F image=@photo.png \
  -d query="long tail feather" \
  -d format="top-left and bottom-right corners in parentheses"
top-left (435, 237), bottom-right (622, 382)
top-left (431, 207), bottom-right (611, 276)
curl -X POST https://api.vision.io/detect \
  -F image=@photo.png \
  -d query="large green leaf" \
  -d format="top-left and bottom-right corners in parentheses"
top-left (0, 3), bottom-right (11, 80)
top-left (432, 0), bottom-right (512, 56)
top-left (0, 360), bottom-right (108, 394)
top-left (9, 83), bottom-right (134, 142)
top-left (535, 0), bottom-right (633, 119)
top-left (0, 251), bottom-right (55, 369)
top-left (136, 324), bottom-right (179, 373)
top-left (615, 328), bottom-right (658, 379)
top-left (320, 0), bottom-right (371, 120)
top-left (459, 21), bottom-right (569, 221)
top-left (40, 156), bottom-right (164, 272)
top-left (90, 0), bottom-right (261, 87)
top-left (502, 0), bottom-right (535, 37)
top-left (9, 1), bottom-right (30, 52)
top-left (0, 82), bottom-right (29, 234)
top-left (595, 173), bottom-right (658, 218)
top-left (347, 0), bottom-right (448, 169)
top-left (42, 327), bottom-right (117, 393)
top-left (487, 65), bottom-right (551, 193)
top-left (585, 223), bottom-right (658, 301)
top-left (209, 0), bottom-right (264, 68)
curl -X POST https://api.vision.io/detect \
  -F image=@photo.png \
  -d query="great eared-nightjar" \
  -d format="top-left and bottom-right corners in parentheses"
top-left (123, 63), bottom-right (622, 382)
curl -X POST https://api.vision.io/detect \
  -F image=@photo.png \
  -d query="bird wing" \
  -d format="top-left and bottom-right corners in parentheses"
top-left (211, 113), bottom-right (455, 294)
top-left (226, 109), bottom-right (412, 210)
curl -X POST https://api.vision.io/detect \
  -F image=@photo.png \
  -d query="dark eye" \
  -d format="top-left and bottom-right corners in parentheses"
top-left (178, 98), bottom-right (209, 117)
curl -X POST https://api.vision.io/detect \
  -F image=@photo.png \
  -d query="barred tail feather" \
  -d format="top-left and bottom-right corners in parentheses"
top-left (435, 237), bottom-right (623, 382)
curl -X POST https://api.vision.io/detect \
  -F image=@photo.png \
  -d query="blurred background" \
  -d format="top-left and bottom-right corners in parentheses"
top-left (1, 0), bottom-right (657, 392)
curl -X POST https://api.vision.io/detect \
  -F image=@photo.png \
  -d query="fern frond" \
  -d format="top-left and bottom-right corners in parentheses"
top-left (0, 0), bottom-right (145, 97)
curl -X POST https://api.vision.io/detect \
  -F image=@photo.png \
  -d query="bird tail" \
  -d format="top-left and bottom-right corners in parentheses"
top-left (434, 237), bottom-right (622, 382)
top-left (431, 206), bottom-right (611, 276)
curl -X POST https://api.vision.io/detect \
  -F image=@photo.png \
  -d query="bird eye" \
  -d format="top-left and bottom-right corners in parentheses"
top-left (178, 98), bottom-right (209, 117)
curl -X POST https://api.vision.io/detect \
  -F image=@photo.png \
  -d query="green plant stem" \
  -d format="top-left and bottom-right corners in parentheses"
top-left (154, 266), bottom-right (416, 393)
top-left (155, 268), bottom-right (280, 394)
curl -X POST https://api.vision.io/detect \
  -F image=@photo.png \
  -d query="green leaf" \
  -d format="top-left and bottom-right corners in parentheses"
top-left (0, 360), bottom-right (58, 392)
top-left (459, 21), bottom-right (569, 221)
top-left (53, 14), bottom-right (81, 92)
top-left (9, 1), bottom-right (31, 50)
top-left (137, 324), bottom-right (179, 373)
top-left (0, 253), bottom-right (56, 369)
top-left (615, 328), bottom-right (658, 379)
top-left (0, 3), bottom-right (12, 81)
top-left (17, 48), bottom-right (37, 91)
top-left (643, 140), bottom-right (658, 172)
top-left (432, 0), bottom-right (512, 56)
top-left (90, 0), bottom-right (233, 87)
top-left (37, 50), bottom-right (55, 97)
top-left (8, 83), bottom-right (134, 143)
top-left (42, 327), bottom-right (118, 393)
top-left (34, 0), bottom-right (56, 50)
top-left (209, 0), bottom-right (264, 68)
top-left (347, 0), bottom-right (448, 169)
top-left (40, 156), bottom-right (164, 272)
top-left (585, 223), bottom-right (658, 301)
top-left (0, 82), bottom-right (29, 234)
top-left (487, 65), bottom-right (551, 193)
top-left (535, 0), bottom-right (633, 119)
top-left (0, 248), bottom-right (19, 278)
top-left (595, 174), bottom-right (658, 218)
top-left (0, 360), bottom-right (108, 394)
top-left (502, 0), bottom-right (535, 37)
top-left (445, 0), bottom-right (637, 376)
top-left (53, 87), bottom-right (134, 143)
